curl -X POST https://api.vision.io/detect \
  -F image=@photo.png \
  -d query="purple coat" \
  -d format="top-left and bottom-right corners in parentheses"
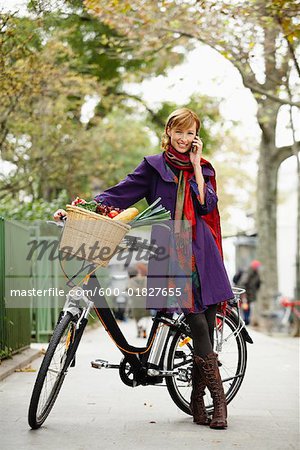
top-left (94, 153), bottom-right (234, 311)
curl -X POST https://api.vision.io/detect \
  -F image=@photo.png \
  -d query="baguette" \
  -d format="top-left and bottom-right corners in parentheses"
top-left (112, 207), bottom-right (139, 223)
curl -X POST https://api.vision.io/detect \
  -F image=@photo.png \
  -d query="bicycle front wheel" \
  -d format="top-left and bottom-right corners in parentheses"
top-left (28, 312), bottom-right (83, 429)
top-left (166, 312), bottom-right (247, 415)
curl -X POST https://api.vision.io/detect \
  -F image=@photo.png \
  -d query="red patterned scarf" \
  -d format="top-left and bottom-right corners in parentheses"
top-left (163, 144), bottom-right (223, 258)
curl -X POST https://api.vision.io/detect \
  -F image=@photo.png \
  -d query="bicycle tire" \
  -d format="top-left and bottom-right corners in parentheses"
top-left (28, 312), bottom-right (82, 429)
top-left (165, 312), bottom-right (247, 415)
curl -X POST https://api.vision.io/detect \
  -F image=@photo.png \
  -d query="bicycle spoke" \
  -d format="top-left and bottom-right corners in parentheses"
top-left (29, 315), bottom-right (77, 425)
top-left (172, 358), bottom-right (193, 370)
top-left (166, 312), bottom-right (247, 415)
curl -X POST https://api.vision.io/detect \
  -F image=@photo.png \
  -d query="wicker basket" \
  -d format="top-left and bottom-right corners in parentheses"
top-left (59, 205), bottom-right (131, 267)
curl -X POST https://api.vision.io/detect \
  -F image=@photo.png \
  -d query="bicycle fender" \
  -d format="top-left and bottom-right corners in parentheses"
top-left (227, 309), bottom-right (254, 344)
top-left (241, 327), bottom-right (253, 344)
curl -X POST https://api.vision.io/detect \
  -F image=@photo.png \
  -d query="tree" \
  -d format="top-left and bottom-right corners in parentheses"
top-left (0, 14), bottom-right (103, 202)
top-left (27, 0), bottom-right (188, 115)
top-left (0, 2), bottom-right (188, 205)
top-left (84, 0), bottom-right (300, 310)
top-left (0, 35), bottom-right (154, 203)
top-left (0, 1), bottom-right (270, 256)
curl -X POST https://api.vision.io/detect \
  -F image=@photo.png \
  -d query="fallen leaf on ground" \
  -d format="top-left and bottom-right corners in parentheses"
top-left (15, 365), bottom-right (36, 372)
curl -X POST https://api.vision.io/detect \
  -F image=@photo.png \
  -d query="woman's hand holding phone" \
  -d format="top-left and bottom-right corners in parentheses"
top-left (189, 135), bottom-right (203, 166)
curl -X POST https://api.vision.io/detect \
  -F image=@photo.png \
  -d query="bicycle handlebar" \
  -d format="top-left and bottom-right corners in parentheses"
top-left (46, 220), bottom-right (65, 228)
top-left (280, 297), bottom-right (300, 307)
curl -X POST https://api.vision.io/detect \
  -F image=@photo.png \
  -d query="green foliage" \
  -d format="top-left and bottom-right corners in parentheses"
top-left (28, 0), bottom-right (186, 93)
top-left (0, 4), bottom-right (186, 207)
top-left (0, 190), bottom-right (69, 220)
top-left (28, 4), bottom-right (141, 84)
top-left (89, 110), bottom-right (155, 188)
top-left (0, 1), bottom-right (255, 230)
top-left (0, 347), bottom-right (13, 361)
top-left (0, 16), bottom-right (100, 201)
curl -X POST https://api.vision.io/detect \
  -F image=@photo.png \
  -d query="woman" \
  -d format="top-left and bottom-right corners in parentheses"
top-left (54, 108), bottom-right (234, 429)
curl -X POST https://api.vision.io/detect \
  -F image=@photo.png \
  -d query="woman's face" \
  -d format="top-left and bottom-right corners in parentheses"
top-left (167, 121), bottom-right (197, 153)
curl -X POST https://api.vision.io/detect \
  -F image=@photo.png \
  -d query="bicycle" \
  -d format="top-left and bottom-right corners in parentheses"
top-left (280, 297), bottom-right (300, 337)
top-left (261, 292), bottom-right (300, 336)
top-left (28, 220), bottom-right (253, 429)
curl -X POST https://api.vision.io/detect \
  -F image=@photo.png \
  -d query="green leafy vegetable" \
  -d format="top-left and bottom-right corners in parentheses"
top-left (129, 197), bottom-right (171, 228)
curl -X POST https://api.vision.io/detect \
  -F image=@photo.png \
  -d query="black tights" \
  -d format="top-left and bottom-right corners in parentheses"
top-left (185, 304), bottom-right (218, 358)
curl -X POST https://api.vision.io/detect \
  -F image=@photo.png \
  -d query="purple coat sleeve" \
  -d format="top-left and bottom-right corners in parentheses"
top-left (190, 179), bottom-right (218, 215)
top-left (94, 159), bottom-right (151, 209)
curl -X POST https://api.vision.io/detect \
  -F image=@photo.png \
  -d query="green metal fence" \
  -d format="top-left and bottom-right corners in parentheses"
top-left (29, 223), bottom-right (61, 342)
top-left (0, 219), bottom-right (111, 355)
top-left (29, 222), bottom-right (89, 342)
top-left (29, 223), bottom-right (110, 342)
top-left (0, 219), bottom-right (32, 359)
top-left (0, 217), bottom-right (7, 359)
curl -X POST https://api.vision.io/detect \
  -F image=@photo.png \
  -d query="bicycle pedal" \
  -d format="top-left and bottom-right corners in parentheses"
top-left (91, 359), bottom-right (108, 369)
top-left (147, 369), bottom-right (176, 377)
top-left (177, 368), bottom-right (189, 382)
top-left (91, 359), bottom-right (119, 369)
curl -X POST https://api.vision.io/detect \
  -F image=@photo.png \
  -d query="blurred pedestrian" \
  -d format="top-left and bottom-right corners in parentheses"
top-left (233, 267), bottom-right (244, 286)
top-left (114, 292), bottom-right (128, 321)
top-left (239, 260), bottom-right (261, 325)
top-left (127, 263), bottom-right (151, 338)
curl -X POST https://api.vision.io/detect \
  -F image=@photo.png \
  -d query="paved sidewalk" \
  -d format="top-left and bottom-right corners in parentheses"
top-left (0, 320), bottom-right (299, 450)
top-left (0, 348), bottom-right (41, 382)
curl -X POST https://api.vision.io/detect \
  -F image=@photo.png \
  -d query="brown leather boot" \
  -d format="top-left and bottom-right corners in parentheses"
top-left (194, 353), bottom-right (227, 429)
top-left (190, 358), bottom-right (211, 425)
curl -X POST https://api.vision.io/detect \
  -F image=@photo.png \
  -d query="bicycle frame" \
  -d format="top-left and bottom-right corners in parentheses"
top-left (27, 221), bottom-right (254, 432)
top-left (53, 217), bottom-right (252, 385)
top-left (61, 261), bottom-right (185, 384)
top-left (63, 268), bottom-right (252, 387)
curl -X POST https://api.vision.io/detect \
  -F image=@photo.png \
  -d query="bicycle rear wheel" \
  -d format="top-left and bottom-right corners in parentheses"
top-left (166, 312), bottom-right (247, 415)
top-left (28, 312), bottom-right (84, 429)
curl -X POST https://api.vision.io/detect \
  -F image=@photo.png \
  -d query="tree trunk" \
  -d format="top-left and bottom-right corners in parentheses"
top-left (295, 156), bottom-right (300, 300)
top-left (255, 100), bottom-right (280, 317)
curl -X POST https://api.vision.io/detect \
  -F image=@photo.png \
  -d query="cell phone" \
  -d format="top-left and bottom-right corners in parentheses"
top-left (190, 133), bottom-right (198, 153)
